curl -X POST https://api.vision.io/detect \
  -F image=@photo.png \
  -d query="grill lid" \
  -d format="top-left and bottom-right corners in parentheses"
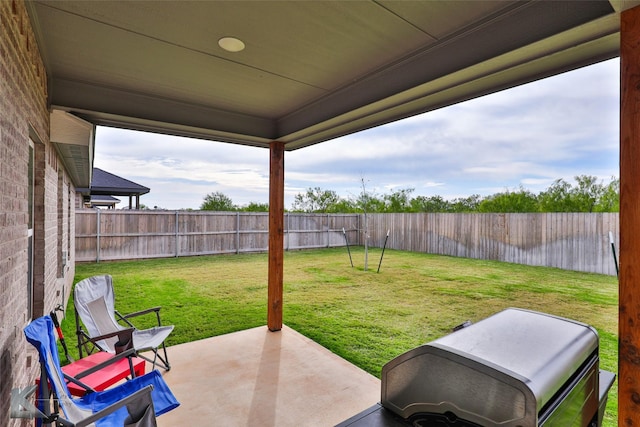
top-left (381, 308), bottom-right (598, 426)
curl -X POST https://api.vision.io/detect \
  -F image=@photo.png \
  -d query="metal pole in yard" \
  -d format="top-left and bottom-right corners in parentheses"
top-left (377, 229), bottom-right (390, 273)
top-left (343, 227), bottom-right (353, 268)
top-left (609, 231), bottom-right (619, 278)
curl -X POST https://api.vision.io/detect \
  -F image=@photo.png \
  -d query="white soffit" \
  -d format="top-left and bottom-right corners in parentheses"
top-left (50, 109), bottom-right (95, 187)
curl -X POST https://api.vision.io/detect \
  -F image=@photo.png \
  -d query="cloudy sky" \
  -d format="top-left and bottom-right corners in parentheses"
top-left (94, 58), bottom-right (620, 211)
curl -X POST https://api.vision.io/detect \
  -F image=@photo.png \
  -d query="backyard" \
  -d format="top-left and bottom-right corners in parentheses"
top-left (63, 247), bottom-right (619, 426)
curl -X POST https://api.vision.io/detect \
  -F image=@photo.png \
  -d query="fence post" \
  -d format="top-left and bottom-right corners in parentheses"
top-left (327, 213), bottom-right (330, 248)
top-left (286, 213), bottom-right (289, 251)
top-left (236, 212), bottom-right (240, 254)
top-left (96, 209), bottom-right (101, 263)
top-left (175, 211), bottom-right (179, 257)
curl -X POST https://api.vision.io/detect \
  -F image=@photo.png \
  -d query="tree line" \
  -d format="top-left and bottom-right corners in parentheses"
top-left (200, 175), bottom-right (619, 213)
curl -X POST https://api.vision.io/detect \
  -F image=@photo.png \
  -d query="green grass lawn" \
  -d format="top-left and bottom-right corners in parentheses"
top-left (64, 247), bottom-right (619, 426)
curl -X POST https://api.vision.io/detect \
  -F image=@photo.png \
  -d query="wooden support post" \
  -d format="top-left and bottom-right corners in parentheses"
top-left (268, 141), bottom-right (285, 331)
top-left (620, 6), bottom-right (640, 426)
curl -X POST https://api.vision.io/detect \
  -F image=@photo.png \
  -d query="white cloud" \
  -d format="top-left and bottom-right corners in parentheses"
top-left (94, 58), bottom-right (620, 210)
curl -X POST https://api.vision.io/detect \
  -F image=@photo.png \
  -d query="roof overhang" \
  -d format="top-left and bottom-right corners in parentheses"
top-left (88, 187), bottom-right (150, 197)
top-left (89, 195), bottom-right (121, 207)
top-left (26, 1), bottom-right (637, 166)
top-left (50, 110), bottom-right (95, 188)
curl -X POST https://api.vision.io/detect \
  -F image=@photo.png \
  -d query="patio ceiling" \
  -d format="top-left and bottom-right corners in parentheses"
top-left (23, 2), bottom-right (640, 422)
top-left (27, 0), bottom-right (632, 157)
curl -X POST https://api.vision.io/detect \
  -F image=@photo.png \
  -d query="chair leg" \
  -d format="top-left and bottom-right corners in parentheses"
top-left (136, 347), bottom-right (170, 371)
top-left (159, 342), bottom-right (171, 371)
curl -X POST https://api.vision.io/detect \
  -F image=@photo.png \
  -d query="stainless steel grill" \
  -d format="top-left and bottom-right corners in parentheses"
top-left (337, 308), bottom-right (615, 427)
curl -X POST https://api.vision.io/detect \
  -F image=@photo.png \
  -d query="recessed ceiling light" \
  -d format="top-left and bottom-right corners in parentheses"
top-left (218, 37), bottom-right (245, 53)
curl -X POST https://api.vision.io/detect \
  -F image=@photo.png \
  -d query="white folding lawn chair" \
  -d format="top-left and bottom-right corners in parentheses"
top-left (74, 275), bottom-right (174, 371)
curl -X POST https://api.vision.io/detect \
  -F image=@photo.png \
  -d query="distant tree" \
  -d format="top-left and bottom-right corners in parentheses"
top-left (283, 175), bottom-right (619, 214)
top-left (538, 175), bottom-right (615, 212)
top-left (354, 183), bottom-right (384, 214)
top-left (383, 188), bottom-right (414, 212)
top-left (478, 187), bottom-right (538, 213)
top-left (200, 192), bottom-right (235, 211)
top-left (291, 187), bottom-right (341, 212)
top-left (538, 179), bottom-right (573, 212)
top-left (569, 175), bottom-right (605, 213)
top-left (410, 195), bottom-right (450, 212)
top-left (329, 198), bottom-right (358, 213)
top-left (238, 202), bottom-right (269, 212)
top-left (355, 178), bottom-right (379, 270)
top-left (594, 177), bottom-right (619, 212)
top-left (450, 194), bottom-right (481, 212)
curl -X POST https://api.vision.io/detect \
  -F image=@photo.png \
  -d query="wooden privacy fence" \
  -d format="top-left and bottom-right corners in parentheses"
top-left (75, 210), bottom-right (360, 262)
top-left (365, 212), bottom-right (619, 276)
top-left (76, 210), bottom-right (619, 276)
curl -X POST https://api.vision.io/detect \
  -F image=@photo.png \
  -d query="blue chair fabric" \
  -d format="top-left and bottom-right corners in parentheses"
top-left (24, 315), bottom-right (179, 426)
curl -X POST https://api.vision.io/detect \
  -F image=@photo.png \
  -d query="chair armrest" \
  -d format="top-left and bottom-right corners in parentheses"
top-left (72, 348), bottom-right (137, 381)
top-left (63, 373), bottom-right (97, 394)
top-left (74, 384), bottom-right (154, 427)
top-left (121, 307), bottom-right (162, 319)
top-left (86, 328), bottom-right (135, 346)
top-left (116, 307), bottom-right (164, 328)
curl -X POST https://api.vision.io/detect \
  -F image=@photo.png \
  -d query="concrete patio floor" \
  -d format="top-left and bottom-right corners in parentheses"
top-left (151, 325), bottom-right (381, 426)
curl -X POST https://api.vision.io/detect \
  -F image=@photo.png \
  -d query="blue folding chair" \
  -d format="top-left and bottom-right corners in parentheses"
top-left (24, 315), bottom-right (180, 426)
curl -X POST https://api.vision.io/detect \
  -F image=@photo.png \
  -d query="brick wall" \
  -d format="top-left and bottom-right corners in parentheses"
top-left (57, 168), bottom-right (75, 305)
top-left (33, 142), bottom-right (61, 317)
top-left (1, 1), bottom-right (76, 425)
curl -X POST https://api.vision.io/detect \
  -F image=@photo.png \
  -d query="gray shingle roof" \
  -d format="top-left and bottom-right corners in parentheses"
top-left (89, 168), bottom-right (150, 196)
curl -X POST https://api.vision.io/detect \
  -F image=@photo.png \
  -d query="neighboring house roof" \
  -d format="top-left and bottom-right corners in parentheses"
top-left (90, 195), bottom-right (121, 204)
top-left (88, 168), bottom-right (150, 197)
top-left (89, 195), bottom-right (121, 208)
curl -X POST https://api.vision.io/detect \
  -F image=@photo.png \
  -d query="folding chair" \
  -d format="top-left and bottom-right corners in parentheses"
top-left (74, 275), bottom-right (174, 371)
top-left (23, 315), bottom-right (179, 427)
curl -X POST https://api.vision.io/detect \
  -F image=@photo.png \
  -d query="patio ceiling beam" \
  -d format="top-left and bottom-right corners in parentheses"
top-left (268, 141), bottom-right (285, 331)
top-left (620, 4), bottom-right (640, 425)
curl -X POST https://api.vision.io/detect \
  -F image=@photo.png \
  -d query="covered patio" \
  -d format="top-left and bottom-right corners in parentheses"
top-left (26, 1), bottom-right (640, 424)
top-left (152, 325), bottom-right (379, 426)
